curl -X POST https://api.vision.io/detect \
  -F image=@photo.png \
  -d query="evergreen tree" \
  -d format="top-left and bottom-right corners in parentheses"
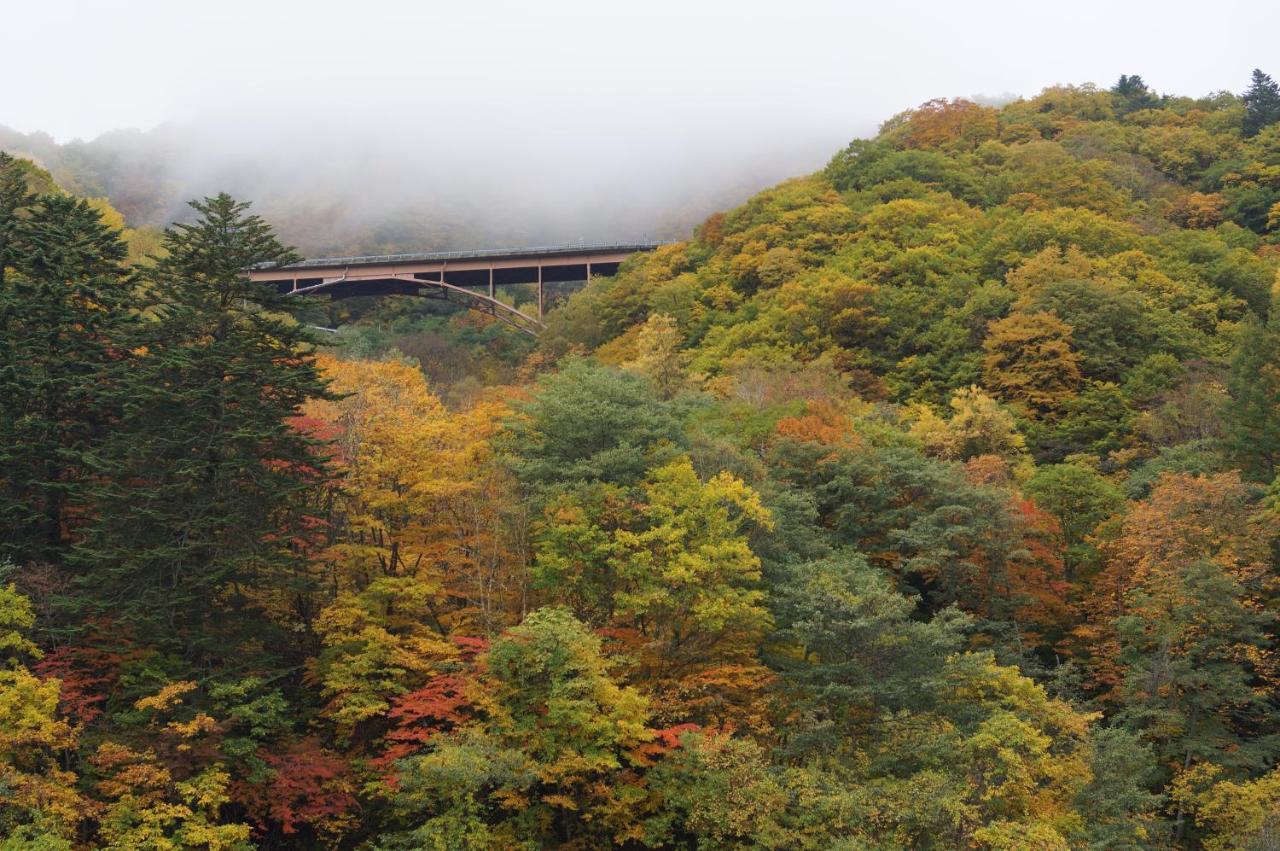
top-left (1115, 558), bottom-right (1277, 840)
top-left (0, 193), bottom-right (132, 564)
top-left (1111, 74), bottom-right (1159, 115)
top-left (1224, 312), bottom-right (1280, 480)
top-left (73, 194), bottom-right (334, 662)
top-left (0, 152), bottom-right (35, 285)
top-left (1242, 68), bottom-right (1280, 137)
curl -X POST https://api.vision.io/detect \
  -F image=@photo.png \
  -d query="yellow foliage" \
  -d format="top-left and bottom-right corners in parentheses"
top-left (0, 583), bottom-right (40, 660)
top-left (1171, 763), bottom-right (1280, 851)
top-left (91, 743), bottom-right (250, 850)
top-left (305, 355), bottom-right (525, 731)
top-left (624, 313), bottom-right (687, 398)
top-left (168, 712), bottom-right (219, 739)
top-left (909, 386), bottom-right (1027, 463)
top-left (135, 680), bottom-right (197, 713)
top-left (0, 666), bottom-right (84, 839)
top-left (307, 354), bottom-right (522, 629)
top-left (983, 312), bottom-right (1084, 415)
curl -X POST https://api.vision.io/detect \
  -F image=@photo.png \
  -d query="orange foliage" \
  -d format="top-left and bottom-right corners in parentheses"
top-left (1104, 472), bottom-right (1274, 595)
top-left (1077, 472), bottom-right (1280, 696)
top-left (1005, 499), bottom-right (1073, 644)
top-left (772, 400), bottom-right (859, 449)
top-left (1167, 191), bottom-right (1228, 228)
top-left (963, 454), bottom-right (1014, 487)
top-left (891, 98), bottom-right (999, 150)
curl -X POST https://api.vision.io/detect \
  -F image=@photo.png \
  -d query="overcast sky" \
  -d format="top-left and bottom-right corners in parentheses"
top-left (4, 0), bottom-right (1278, 247)
top-left (7, 0), bottom-right (1277, 143)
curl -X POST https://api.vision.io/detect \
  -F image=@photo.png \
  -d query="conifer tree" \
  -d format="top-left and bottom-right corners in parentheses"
top-left (1111, 74), bottom-right (1159, 115)
top-left (1242, 68), bottom-right (1280, 137)
top-left (0, 192), bottom-right (131, 564)
top-left (1224, 311), bottom-right (1280, 480)
top-left (74, 194), bottom-right (334, 662)
top-left (0, 152), bottom-right (35, 285)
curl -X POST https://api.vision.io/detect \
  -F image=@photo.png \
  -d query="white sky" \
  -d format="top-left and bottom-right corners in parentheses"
top-left (7, 0), bottom-right (1277, 143)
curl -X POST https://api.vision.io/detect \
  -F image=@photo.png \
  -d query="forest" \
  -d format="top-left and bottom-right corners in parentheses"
top-left (2, 70), bottom-right (1280, 849)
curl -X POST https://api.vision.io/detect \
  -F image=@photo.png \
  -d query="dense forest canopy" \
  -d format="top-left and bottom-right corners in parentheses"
top-left (1, 71), bottom-right (1280, 849)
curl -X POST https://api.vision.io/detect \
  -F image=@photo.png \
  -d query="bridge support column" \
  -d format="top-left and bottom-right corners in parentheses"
top-left (488, 267), bottom-right (494, 300)
top-left (537, 265), bottom-right (543, 320)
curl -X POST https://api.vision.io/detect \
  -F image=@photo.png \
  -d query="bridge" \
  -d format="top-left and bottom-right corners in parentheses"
top-left (248, 242), bottom-right (661, 335)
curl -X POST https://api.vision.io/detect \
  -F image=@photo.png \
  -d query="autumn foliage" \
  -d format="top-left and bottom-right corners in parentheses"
top-left (4, 71), bottom-right (1280, 848)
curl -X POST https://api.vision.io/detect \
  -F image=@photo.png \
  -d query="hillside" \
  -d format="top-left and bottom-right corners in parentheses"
top-left (1, 72), bottom-right (1280, 849)
top-left (549, 81), bottom-right (1279, 447)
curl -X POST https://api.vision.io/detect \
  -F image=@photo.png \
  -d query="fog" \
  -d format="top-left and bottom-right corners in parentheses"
top-left (3, 0), bottom-right (1278, 255)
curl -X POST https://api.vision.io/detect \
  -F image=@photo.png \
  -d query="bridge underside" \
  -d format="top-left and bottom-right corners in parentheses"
top-left (248, 243), bottom-right (654, 336)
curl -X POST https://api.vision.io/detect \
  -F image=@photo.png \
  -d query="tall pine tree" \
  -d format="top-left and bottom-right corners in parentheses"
top-left (1242, 68), bottom-right (1280, 137)
top-left (0, 185), bottom-right (133, 565)
top-left (74, 194), bottom-right (335, 663)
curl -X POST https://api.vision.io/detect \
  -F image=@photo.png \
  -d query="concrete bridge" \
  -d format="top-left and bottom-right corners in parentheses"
top-left (248, 242), bottom-right (660, 335)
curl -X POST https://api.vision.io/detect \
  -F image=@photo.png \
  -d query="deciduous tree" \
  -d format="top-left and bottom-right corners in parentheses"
top-left (982, 311), bottom-right (1084, 416)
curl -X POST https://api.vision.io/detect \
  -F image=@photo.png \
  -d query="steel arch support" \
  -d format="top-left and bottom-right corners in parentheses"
top-left (287, 274), bottom-right (546, 336)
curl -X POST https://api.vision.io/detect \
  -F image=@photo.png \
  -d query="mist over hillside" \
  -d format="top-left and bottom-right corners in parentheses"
top-left (0, 115), bottom-right (853, 256)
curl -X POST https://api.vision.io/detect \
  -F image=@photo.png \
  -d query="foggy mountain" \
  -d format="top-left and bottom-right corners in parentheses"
top-left (7, 1), bottom-right (1275, 259)
top-left (0, 116), bottom-right (855, 257)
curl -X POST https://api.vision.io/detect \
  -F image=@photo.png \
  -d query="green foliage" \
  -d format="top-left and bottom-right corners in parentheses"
top-left (643, 734), bottom-right (791, 848)
top-left (1111, 75), bottom-right (1161, 116)
top-left (1026, 463), bottom-right (1123, 575)
top-left (1224, 311), bottom-right (1280, 480)
top-left (1074, 726), bottom-right (1165, 849)
top-left (772, 552), bottom-right (970, 755)
top-left (1030, 381), bottom-right (1136, 462)
top-left (0, 152), bottom-right (36, 284)
top-left (380, 608), bottom-right (652, 848)
top-left (767, 435), bottom-right (1036, 624)
top-left (507, 357), bottom-right (687, 495)
top-left (1115, 557), bottom-right (1277, 775)
top-left (71, 194), bottom-right (335, 662)
top-left (0, 186), bottom-right (132, 565)
top-left (1242, 69), bottom-right (1280, 137)
top-left (487, 607), bottom-right (650, 767)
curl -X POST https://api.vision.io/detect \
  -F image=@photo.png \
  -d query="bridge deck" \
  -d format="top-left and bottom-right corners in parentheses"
top-left (248, 241), bottom-right (662, 335)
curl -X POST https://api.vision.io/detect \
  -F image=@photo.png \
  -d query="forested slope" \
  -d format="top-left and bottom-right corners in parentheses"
top-left (1, 72), bottom-right (1280, 849)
